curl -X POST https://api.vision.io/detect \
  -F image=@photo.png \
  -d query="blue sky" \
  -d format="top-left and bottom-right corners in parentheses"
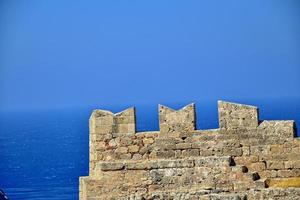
top-left (0, 0), bottom-right (300, 111)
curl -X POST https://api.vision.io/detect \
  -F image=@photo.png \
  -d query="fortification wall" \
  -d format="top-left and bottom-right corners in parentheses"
top-left (80, 101), bottom-right (300, 200)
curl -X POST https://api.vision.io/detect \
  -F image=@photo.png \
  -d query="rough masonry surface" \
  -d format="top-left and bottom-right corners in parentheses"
top-left (80, 101), bottom-right (300, 200)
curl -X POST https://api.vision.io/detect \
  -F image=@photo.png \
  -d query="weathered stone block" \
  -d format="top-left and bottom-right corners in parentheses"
top-left (139, 146), bottom-right (149, 155)
top-left (200, 149), bottom-right (213, 157)
top-left (260, 170), bottom-right (278, 178)
top-left (218, 101), bottom-right (259, 129)
top-left (156, 150), bottom-right (175, 158)
top-left (270, 144), bottom-right (284, 154)
top-left (284, 160), bottom-right (300, 169)
top-left (97, 162), bottom-right (124, 171)
top-left (143, 137), bottom-right (154, 145)
top-left (249, 162), bottom-right (266, 172)
top-left (94, 141), bottom-right (106, 150)
top-left (222, 147), bottom-right (243, 156)
top-left (115, 147), bottom-right (128, 154)
top-left (266, 177), bottom-right (300, 188)
top-left (119, 153), bottom-right (132, 160)
top-left (128, 145), bottom-right (140, 153)
top-left (176, 143), bottom-right (192, 150)
top-left (267, 161), bottom-right (285, 170)
top-left (233, 155), bottom-right (259, 165)
top-left (132, 153), bottom-right (142, 160)
top-left (277, 170), bottom-right (294, 178)
top-left (258, 120), bottom-right (296, 141)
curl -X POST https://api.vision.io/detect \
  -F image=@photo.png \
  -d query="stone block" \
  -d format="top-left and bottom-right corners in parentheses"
top-left (156, 150), bottom-right (175, 158)
top-left (270, 144), bottom-right (284, 154)
top-left (249, 162), bottom-right (266, 172)
top-left (254, 179), bottom-right (267, 189)
top-left (119, 153), bottom-right (132, 160)
top-left (218, 101), bottom-right (259, 129)
top-left (117, 124), bottom-right (129, 133)
top-left (260, 170), bottom-right (278, 178)
top-left (233, 181), bottom-right (252, 191)
top-left (222, 147), bottom-right (243, 156)
top-left (258, 120), bottom-right (296, 141)
top-left (128, 145), bottom-right (140, 153)
top-left (277, 170), bottom-right (294, 178)
top-left (139, 146), bottom-right (149, 155)
top-left (132, 153), bottom-right (142, 160)
top-left (118, 137), bottom-right (133, 146)
top-left (287, 153), bottom-right (300, 160)
top-left (143, 137), bottom-right (154, 145)
top-left (267, 161), bottom-right (285, 170)
top-left (97, 162), bottom-right (124, 171)
top-left (234, 155), bottom-right (259, 165)
top-left (175, 150), bottom-right (182, 158)
top-left (200, 149), bottom-right (213, 157)
top-left (115, 147), bottom-right (128, 154)
top-left (108, 139), bottom-right (117, 147)
top-left (125, 162), bottom-right (149, 170)
top-left (94, 141), bottom-right (106, 150)
top-left (176, 143), bottom-right (192, 149)
top-left (182, 149), bottom-right (200, 157)
top-left (284, 160), bottom-right (300, 169)
top-left (266, 177), bottom-right (300, 188)
top-left (127, 123), bottom-right (136, 133)
top-left (92, 125), bottom-right (113, 134)
top-left (250, 145), bottom-right (270, 156)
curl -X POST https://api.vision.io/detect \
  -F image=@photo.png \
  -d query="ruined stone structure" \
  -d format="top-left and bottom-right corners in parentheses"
top-left (79, 101), bottom-right (300, 200)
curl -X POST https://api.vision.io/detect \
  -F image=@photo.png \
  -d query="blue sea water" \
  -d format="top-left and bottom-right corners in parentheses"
top-left (0, 99), bottom-right (299, 200)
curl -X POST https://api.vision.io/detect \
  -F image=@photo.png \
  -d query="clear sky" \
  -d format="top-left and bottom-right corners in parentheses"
top-left (0, 0), bottom-right (300, 111)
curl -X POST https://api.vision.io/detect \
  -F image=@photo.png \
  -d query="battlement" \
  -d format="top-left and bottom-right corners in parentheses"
top-left (80, 101), bottom-right (300, 200)
top-left (218, 101), bottom-right (259, 129)
top-left (159, 103), bottom-right (196, 134)
top-left (90, 107), bottom-right (136, 135)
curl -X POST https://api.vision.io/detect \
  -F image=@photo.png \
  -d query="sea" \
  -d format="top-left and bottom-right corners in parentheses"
top-left (0, 99), bottom-right (299, 200)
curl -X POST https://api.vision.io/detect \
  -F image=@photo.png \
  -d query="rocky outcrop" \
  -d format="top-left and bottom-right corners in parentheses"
top-left (80, 101), bottom-right (300, 200)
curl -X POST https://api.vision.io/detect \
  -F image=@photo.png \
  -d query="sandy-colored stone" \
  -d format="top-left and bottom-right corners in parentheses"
top-left (266, 177), bottom-right (300, 188)
top-left (81, 101), bottom-right (300, 200)
top-left (128, 145), bottom-right (140, 153)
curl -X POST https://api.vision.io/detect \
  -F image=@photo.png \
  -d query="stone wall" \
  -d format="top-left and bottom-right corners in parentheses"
top-left (80, 101), bottom-right (300, 200)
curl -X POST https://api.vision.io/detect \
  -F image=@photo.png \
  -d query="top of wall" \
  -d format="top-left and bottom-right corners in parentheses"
top-left (90, 100), bottom-right (296, 135)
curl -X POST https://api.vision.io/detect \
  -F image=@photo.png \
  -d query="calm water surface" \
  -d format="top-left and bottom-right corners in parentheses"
top-left (0, 99), bottom-right (299, 199)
